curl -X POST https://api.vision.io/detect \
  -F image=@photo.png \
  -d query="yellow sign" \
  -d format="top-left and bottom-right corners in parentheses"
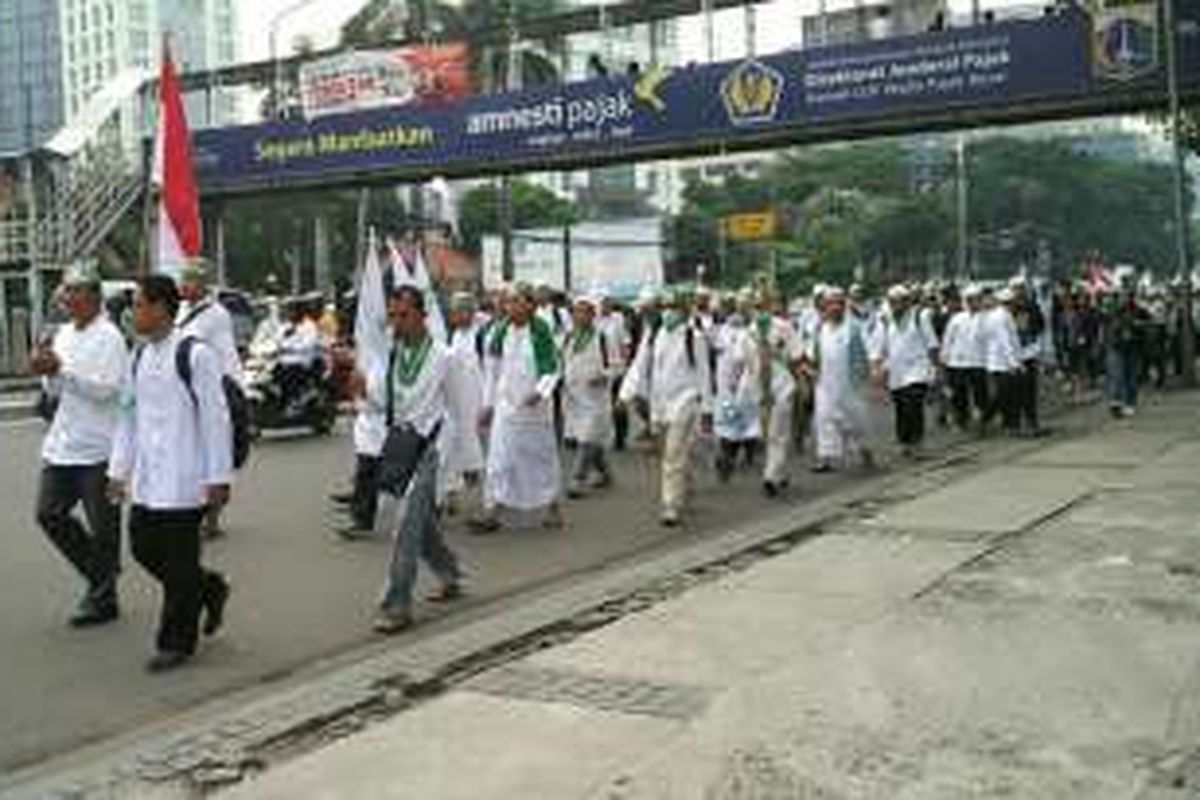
top-left (724, 211), bottom-right (777, 241)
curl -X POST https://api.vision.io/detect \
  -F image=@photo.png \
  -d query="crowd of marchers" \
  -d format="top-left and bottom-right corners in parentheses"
top-left (27, 255), bottom-right (1188, 668)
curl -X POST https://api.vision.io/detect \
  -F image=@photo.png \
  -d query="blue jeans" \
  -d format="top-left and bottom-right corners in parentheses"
top-left (1106, 347), bottom-right (1138, 408)
top-left (379, 448), bottom-right (460, 616)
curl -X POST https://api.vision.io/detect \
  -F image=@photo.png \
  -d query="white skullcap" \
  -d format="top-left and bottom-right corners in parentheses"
top-left (997, 287), bottom-right (1016, 303)
top-left (823, 285), bottom-right (846, 300)
top-left (886, 284), bottom-right (909, 300)
top-left (963, 284), bottom-right (983, 299)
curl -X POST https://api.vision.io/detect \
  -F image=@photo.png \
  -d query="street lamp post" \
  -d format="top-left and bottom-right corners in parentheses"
top-left (269, 0), bottom-right (323, 118)
top-left (1164, 0), bottom-right (1196, 386)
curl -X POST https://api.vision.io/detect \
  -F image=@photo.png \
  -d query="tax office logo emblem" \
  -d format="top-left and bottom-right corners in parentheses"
top-left (721, 59), bottom-right (785, 126)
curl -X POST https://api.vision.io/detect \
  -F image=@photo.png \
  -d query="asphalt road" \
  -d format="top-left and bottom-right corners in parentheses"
top-left (0, 408), bottom-right (902, 775)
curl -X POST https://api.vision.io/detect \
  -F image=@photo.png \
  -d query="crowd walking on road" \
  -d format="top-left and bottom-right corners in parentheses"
top-left (28, 249), bottom-right (1196, 670)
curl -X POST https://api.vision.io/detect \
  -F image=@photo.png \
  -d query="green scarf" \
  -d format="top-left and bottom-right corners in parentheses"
top-left (489, 315), bottom-right (559, 376)
top-left (662, 310), bottom-right (686, 331)
top-left (570, 323), bottom-right (596, 354)
top-left (393, 334), bottom-right (433, 387)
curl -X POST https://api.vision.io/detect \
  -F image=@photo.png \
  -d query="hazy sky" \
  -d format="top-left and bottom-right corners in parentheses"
top-left (239, 0), bottom-right (1023, 63)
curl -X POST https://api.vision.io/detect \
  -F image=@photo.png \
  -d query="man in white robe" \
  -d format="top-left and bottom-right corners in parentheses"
top-left (562, 296), bottom-right (617, 497)
top-left (621, 290), bottom-right (712, 527)
top-left (474, 284), bottom-right (563, 532)
top-left (755, 290), bottom-right (804, 494)
top-left (807, 287), bottom-right (874, 472)
top-left (442, 292), bottom-right (486, 512)
top-left (712, 292), bottom-right (760, 482)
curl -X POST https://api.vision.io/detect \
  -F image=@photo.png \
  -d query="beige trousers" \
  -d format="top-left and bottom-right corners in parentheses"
top-left (661, 404), bottom-right (699, 514)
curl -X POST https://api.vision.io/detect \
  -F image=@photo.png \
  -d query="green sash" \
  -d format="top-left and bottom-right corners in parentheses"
top-left (489, 315), bottom-right (559, 376)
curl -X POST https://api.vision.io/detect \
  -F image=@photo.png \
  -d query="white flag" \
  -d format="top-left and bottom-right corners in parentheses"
top-left (354, 228), bottom-right (390, 376)
top-left (387, 238), bottom-right (446, 344)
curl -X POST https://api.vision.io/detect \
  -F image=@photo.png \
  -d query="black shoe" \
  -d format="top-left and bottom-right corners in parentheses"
top-left (69, 600), bottom-right (119, 628)
top-left (469, 516), bottom-right (502, 535)
top-left (762, 481), bottom-right (779, 498)
top-left (329, 491), bottom-right (354, 506)
top-left (335, 524), bottom-right (374, 541)
top-left (146, 650), bottom-right (191, 673)
top-left (810, 461), bottom-right (833, 474)
top-left (203, 579), bottom-right (230, 637)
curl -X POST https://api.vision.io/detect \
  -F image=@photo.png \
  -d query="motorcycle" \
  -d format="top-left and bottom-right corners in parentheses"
top-left (242, 338), bottom-right (338, 437)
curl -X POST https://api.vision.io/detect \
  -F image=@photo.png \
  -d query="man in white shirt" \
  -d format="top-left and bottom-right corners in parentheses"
top-left (621, 289), bottom-right (713, 527)
top-left (32, 264), bottom-right (129, 627)
top-left (981, 287), bottom-right (1024, 436)
top-left (370, 285), bottom-right (463, 634)
top-left (177, 259), bottom-right (240, 539)
top-left (870, 284), bottom-right (940, 459)
top-left (596, 293), bottom-right (630, 451)
top-left (941, 285), bottom-right (988, 432)
top-left (177, 259), bottom-right (241, 383)
top-left (108, 276), bottom-right (232, 673)
top-left (562, 295), bottom-right (618, 497)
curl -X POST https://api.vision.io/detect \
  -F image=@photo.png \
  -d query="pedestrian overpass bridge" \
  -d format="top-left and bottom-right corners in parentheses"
top-left (1, 4), bottom-right (1197, 276)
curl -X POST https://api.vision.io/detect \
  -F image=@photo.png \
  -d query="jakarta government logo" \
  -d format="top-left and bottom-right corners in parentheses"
top-left (1091, 0), bottom-right (1158, 81)
top-left (721, 60), bottom-right (785, 126)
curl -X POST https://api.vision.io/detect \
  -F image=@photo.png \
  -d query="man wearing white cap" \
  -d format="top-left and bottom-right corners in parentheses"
top-left (713, 289), bottom-right (761, 481)
top-left (755, 289), bottom-right (804, 494)
top-left (562, 295), bottom-right (618, 496)
top-left (595, 292), bottom-right (630, 451)
top-left (177, 259), bottom-right (242, 539)
top-left (808, 286), bottom-right (873, 473)
top-left (474, 283), bottom-right (563, 532)
top-left (981, 287), bottom-right (1023, 434)
top-left (621, 288), bottom-right (713, 527)
top-left (32, 262), bottom-right (129, 627)
top-left (177, 259), bottom-right (241, 383)
top-left (941, 284), bottom-right (989, 432)
top-left (870, 284), bottom-right (939, 458)
top-left (442, 291), bottom-right (486, 513)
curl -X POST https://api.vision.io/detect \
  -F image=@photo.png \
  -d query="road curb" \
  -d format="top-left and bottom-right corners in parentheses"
top-left (0, 399), bottom-right (1113, 800)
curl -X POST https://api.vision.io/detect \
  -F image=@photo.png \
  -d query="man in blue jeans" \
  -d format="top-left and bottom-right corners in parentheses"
top-left (370, 285), bottom-right (463, 634)
top-left (1101, 271), bottom-right (1147, 418)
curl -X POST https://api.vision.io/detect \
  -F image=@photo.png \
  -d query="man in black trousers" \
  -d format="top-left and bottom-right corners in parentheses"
top-left (32, 263), bottom-right (129, 627)
top-left (108, 275), bottom-right (232, 673)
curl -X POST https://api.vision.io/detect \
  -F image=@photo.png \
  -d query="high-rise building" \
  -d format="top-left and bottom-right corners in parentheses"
top-left (0, 0), bottom-right (238, 157)
top-left (0, 1), bottom-right (66, 155)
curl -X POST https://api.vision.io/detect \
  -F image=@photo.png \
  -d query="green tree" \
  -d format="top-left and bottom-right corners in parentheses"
top-left (457, 179), bottom-right (575, 255)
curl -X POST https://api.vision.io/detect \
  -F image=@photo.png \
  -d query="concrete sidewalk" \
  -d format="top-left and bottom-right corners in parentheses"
top-left (222, 392), bottom-right (1200, 800)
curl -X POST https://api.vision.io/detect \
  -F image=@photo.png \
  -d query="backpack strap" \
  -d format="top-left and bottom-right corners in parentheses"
top-left (133, 336), bottom-right (197, 406)
top-left (177, 300), bottom-right (212, 330)
top-left (385, 340), bottom-right (396, 428)
top-left (599, 332), bottom-right (610, 371)
top-left (175, 336), bottom-right (199, 407)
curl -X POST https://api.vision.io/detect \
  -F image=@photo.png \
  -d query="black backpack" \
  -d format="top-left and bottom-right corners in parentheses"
top-left (134, 336), bottom-right (251, 469)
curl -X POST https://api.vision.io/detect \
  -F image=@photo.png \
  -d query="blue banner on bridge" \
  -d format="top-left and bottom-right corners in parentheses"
top-left (191, 11), bottom-right (1179, 193)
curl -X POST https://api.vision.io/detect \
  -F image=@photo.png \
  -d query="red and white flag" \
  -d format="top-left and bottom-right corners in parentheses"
top-left (152, 39), bottom-right (201, 277)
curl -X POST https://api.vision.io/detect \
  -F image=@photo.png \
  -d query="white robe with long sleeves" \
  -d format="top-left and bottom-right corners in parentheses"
top-left (713, 320), bottom-right (761, 441)
top-left (562, 327), bottom-right (616, 446)
top-left (811, 320), bottom-right (870, 461)
top-left (443, 325), bottom-right (486, 486)
top-left (483, 323), bottom-right (561, 510)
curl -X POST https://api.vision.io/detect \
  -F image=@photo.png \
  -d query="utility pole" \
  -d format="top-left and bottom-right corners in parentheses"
top-left (499, 0), bottom-right (519, 283)
top-left (1165, 0), bottom-right (1196, 385)
top-left (955, 133), bottom-right (969, 280)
